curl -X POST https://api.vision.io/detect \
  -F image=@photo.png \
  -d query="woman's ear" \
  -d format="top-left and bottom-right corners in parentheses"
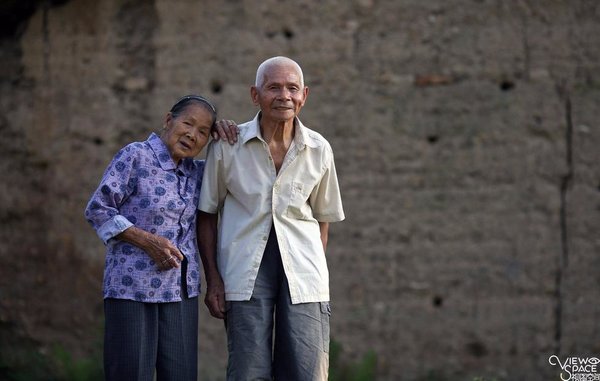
top-left (163, 112), bottom-right (173, 130)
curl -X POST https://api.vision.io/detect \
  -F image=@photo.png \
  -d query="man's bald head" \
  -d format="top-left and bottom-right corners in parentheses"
top-left (255, 56), bottom-right (304, 88)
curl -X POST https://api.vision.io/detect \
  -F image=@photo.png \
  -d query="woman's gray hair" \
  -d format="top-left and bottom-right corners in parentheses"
top-left (169, 95), bottom-right (217, 126)
top-left (255, 56), bottom-right (304, 88)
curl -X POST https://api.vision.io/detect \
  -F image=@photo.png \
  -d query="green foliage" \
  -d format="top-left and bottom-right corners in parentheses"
top-left (0, 346), bottom-right (52, 381)
top-left (329, 339), bottom-right (377, 381)
top-left (416, 370), bottom-right (502, 381)
top-left (417, 369), bottom-right (447, 381)
top-left (0, 321), bottom-right (103, 381)
top-left (0, 344), bottom-right (103, 381)
top-left (50, 344), bottom-right (103, 381)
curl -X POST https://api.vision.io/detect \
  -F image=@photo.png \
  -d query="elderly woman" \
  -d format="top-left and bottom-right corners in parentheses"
top-left (85, 95), bottom-right (236, 381)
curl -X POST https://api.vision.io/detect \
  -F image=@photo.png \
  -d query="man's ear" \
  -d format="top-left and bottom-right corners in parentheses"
top-left (250, 86), bottom-right (259, 106)
top-left (301, 86), bottom-right (309, 106)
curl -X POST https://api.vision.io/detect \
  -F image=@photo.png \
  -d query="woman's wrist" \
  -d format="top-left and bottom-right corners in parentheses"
top-left (117, 226), bottom-right (153, 252)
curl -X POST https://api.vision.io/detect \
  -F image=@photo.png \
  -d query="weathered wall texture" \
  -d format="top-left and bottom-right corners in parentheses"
top-left (0, 0), bottom-right (598, 380)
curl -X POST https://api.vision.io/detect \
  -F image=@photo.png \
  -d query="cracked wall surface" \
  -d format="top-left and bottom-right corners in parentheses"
top-left (0, 0), bottom-right (599, 380)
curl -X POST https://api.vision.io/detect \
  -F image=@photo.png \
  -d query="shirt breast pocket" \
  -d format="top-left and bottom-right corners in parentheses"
top-left (285, 181), bottom-right (315, 221)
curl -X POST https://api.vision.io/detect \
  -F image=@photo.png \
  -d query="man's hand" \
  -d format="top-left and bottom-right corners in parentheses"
top-left (205, 275), bottom-right (226, 319)
top-left (211, 119), bottom-right (239, 144)
top-left (197, 211), bottom-right (224, 318)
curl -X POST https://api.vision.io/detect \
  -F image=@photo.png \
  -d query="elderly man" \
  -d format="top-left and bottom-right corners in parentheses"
top-left (197, 56), bottom-right (344, 380)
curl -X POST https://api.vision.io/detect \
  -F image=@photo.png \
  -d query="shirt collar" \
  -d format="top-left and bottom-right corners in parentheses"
top-left (240, 113), bottom-right (262, 144)
top-left (241, 112), bottom-right (320, 150)
top-left (147, 132), bottom-right (193, 174)
top-left (293, 117), bottom-right (321, 149)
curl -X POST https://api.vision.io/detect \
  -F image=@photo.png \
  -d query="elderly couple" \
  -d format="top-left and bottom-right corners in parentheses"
top-left (85, 56), bottom-right (344, 381)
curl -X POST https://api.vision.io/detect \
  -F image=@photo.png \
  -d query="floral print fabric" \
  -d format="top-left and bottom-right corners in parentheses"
top-left (85, 133), bottom-right (204, 302)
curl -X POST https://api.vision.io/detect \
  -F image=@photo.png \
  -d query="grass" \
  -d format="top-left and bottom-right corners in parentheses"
top-left (329, 339), bottom-right (377, 381)
top-left (0, 320), bottom-right (103, 381)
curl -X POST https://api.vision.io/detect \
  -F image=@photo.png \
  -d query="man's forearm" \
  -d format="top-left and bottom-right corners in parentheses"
top-left (197, 211), bottom-right (220, 281)
top-left (197, 210), bottom-right (227, 319)
top-left (319, 222), bottom-right (329, 253)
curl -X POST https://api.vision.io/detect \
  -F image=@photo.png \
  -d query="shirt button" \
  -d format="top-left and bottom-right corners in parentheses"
top-left (262, 236), bottom-right (268, 241)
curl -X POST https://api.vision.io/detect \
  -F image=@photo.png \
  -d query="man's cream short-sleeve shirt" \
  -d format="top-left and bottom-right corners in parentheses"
top-left (198, 113), bottom-right (345, 304)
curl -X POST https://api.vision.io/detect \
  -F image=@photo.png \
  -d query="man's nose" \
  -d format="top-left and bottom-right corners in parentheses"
top-left (278, 88), bottom-right (291, 99)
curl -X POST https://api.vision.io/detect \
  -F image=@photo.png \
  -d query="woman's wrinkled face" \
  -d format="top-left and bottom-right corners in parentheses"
top-left (161, 103), bottom-right (212, 164)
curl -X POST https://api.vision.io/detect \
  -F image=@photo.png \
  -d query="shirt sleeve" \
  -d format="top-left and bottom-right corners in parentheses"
top-left (84, 146), bottom-right (138, 244)
top-left (309, 146), bottom-right (345, 223)
top-left (198, 140), bottom-right (227, 214)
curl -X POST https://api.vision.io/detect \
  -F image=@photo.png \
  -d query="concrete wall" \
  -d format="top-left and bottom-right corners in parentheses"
top-left (0, 0), bottom-right (598, 379)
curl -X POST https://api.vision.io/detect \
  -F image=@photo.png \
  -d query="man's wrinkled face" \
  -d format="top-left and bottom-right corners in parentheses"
top-left (251, 63), bottom-right (308, 123)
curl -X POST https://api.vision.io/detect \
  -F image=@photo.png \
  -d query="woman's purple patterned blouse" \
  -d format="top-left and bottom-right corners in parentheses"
top-left (85, 133), bottom-right (204, 303)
